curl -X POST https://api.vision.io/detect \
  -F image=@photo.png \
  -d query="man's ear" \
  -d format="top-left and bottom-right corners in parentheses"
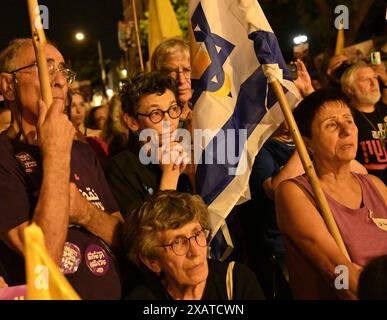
top-left (0, 74), bottom-right (16, 101)
top-left (140, 254), bottom-right (161, 274)
top-left (343, 85), bottom-right (354, 97)
top-left (123, 113), bottom-right (140, 132)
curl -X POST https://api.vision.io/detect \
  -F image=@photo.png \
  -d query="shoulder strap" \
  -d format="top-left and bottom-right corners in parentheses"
top-left (354, 173), bottom-right (386, 207)
top-left (226, 261), bottom-right (235, 300)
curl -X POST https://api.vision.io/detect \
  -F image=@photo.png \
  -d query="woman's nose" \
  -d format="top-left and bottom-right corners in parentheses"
top-left (340, 122), bottom-right (353, 135)
top-left (187, 237), bottom-right (200, 257)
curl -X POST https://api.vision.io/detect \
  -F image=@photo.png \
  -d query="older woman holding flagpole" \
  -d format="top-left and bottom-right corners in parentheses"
top-left (239, 0), bottom-right (360, 299)
top-left (275, 88), bottom-right (387, 299)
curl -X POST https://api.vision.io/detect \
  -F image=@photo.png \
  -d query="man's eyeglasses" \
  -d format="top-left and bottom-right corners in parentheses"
top-left (137, 104), bottom-right (182, 124)
top-left (5, 61), bottom-right (76, 85)
top-left (161, 67), bottom-right (191, 80)
top-left (156, 228), bottom-right (211, 256)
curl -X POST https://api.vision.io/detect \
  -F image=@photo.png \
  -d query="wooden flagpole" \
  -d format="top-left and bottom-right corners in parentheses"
top-left (97, 40), bottom-right (107, 96)
top-left (271, 80), bottom-right (351, 261)
top-left (27, 0), bottom-right (52, 108)
top-left (131, 0), bottom-right (144, 72)
top-left (335, 19), bottom-right (345, 56)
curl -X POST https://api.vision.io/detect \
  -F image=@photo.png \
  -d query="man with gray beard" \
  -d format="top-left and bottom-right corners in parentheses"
top-left (341, 61), bottom-right (387, 184)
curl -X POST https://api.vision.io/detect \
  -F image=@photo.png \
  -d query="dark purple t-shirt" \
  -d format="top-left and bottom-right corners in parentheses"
top-left (0, 133), bottom-right (122, 299)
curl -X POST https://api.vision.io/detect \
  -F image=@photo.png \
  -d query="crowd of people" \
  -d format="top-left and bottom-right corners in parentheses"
top-left (0, 35), bottom-right (386, 300)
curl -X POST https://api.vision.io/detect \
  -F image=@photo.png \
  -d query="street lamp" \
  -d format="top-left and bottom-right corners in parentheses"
top-left (106, 89), bottom-right (114, 99)
top-left (293, 35), bottom-right (308, 45)
top-left (292, 34), bottom-right (309, 61)
top-left (119, 69), bottom-right (128, 78)
top-left (73, 32), bottom-right (108, 97)
top-left (75, 32), bottom-right (85, 41)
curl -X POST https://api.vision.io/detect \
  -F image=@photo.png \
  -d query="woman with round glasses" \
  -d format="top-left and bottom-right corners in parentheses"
top-left (105, 72), bottom-right (192, 218)
top-left (124, 190), bottom-right (264, 300)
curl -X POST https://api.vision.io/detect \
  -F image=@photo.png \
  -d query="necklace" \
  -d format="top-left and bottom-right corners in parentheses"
top-left (358, 110), bottom-right (386, 149)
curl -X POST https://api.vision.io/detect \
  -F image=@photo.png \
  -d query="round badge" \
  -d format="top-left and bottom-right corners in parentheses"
top-left (84, 244), bottom-right (110, 276)
top-left (60, 242), bottom-right (81, 275)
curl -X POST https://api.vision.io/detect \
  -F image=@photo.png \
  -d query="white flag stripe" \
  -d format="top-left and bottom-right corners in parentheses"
top-left (190, 0), bottom-right (301, 250)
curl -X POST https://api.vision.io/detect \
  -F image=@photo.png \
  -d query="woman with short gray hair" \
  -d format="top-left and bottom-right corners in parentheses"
top-left (124, 190), bottom-right (264, 300)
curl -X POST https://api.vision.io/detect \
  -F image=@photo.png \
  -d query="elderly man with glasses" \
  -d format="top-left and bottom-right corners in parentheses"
top-left (151, 38), bottom-right (192, 130)
top-left (0, 39), bottom-right (124, 299)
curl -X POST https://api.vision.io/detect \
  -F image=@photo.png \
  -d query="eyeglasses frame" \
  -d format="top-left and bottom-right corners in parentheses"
top-left (155, 228), bottom-right (212, 256)
top-left (136, 103), bottom-right (183, 124)
top-left (4, 61), bottom-right (76, 84)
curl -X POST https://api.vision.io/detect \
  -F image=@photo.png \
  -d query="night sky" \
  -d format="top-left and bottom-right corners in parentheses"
top-left (0, 0), bottom-right (123, 61)
top-left (0, 1), bottom-right (385, 67)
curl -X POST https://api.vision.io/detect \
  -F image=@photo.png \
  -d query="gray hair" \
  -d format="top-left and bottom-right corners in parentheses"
top-left (151, 38), bottom-right (190, 71)
top-left (124, 190), bottom-right (209, 268)
top-left (341, 61), bottom-right (370, 96)
top-left (0, 38), bottom-right (33, 73)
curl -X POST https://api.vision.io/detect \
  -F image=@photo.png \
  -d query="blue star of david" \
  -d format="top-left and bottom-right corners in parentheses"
top-left (191, 3), bottom-right (235, 104)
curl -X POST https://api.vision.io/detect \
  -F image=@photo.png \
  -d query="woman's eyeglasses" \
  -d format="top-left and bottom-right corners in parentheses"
top-left (137, 104), bottom-right (182, 124)
top-left (156, 228), bottom-right (211, 256)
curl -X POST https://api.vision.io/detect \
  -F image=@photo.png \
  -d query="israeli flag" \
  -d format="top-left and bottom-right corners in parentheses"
top-left (189, 0), bottom-right (301, 260)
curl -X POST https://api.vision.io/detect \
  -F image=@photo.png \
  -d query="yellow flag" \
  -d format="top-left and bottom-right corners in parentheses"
top-left (24, 223), bottom-right (80, 300)
top-left (335, 20), bottom-right (345, 55)
top-left (148, 0), bottom-right (183, 58)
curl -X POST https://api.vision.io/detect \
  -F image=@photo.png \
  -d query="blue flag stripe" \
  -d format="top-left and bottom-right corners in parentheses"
top-left (196, 31), bottom-right (292, 205)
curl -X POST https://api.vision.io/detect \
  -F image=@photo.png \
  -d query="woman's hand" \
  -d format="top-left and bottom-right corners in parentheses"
top-left (158, 140), bottom-right (190, 190)
top-left (159, 141), bottom-right (189, 173)
top-left (293, 59), bottom-right (314, 97)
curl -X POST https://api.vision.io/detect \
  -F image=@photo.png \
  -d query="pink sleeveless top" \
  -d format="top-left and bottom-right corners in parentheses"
top-left (286, 173), bottom-right (387, 299)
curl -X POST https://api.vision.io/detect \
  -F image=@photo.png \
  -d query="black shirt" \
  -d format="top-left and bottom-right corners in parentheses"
top-left (248, 138), bottom-right (295, 256)
top-left (125, 259), bottom-right (264, 300)
top-left (105, 148), bottom-right (192, 218)
top-left (352, 101), bottom-right (386, 184)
